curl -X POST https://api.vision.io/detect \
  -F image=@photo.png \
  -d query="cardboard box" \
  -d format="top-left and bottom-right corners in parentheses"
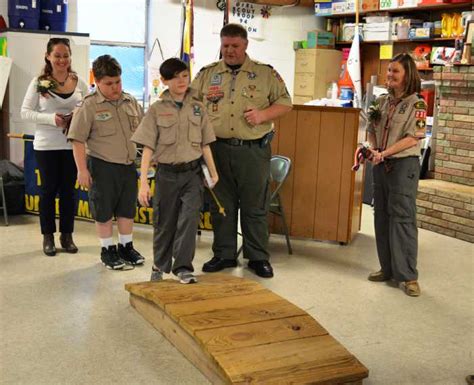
top-left (347, 0), bottom-right (379, 12)
top-left (315, 2), bottom-right (332, 16)
top-left (379, 0), bottom-right (398, 9)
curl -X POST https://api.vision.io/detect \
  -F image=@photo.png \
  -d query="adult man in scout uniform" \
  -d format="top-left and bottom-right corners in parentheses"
top-left (68, 55), bottom-right (145, 270)
top-left (191, 23), bottom-right (292, 278)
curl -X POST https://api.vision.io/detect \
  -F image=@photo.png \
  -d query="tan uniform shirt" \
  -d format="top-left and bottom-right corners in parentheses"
top-left (68, 89), bottom-right (143, 165)
top-left (367, 93), bottom-right (427, 158)
top-left (131, 89), bottom-right (216, 164)
top-left (190, 55), bottom-right (292, 140)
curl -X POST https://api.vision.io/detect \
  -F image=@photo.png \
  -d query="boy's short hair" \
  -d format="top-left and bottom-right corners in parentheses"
top-left (160, 58), bottom-right (189, 80)
top-left (220, 23), bottom-right (247, 40)
top-left (92, 55), bottom-right (122, 80)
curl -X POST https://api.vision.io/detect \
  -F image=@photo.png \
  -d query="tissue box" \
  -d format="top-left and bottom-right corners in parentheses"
top-left (307, 30), bottom-right (336, 48)
top-left (364, 21), bottom-right (392, 41)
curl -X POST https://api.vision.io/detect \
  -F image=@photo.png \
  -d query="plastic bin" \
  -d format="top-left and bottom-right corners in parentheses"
top-left (39, 0), bottom-right (68, 32)
top-left (8, 0), bottom-right (40, 29)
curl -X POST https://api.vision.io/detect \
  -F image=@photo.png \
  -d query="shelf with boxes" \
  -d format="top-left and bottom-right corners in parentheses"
top-left (315, 0), bottom-right (473, 86)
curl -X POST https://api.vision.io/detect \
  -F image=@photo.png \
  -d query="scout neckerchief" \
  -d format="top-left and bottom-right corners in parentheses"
top-left (381, 96), bottom-right (402, 151)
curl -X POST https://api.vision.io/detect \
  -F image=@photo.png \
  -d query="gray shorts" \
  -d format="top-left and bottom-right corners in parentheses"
top-left (87, 156), bottom-right (137, 223)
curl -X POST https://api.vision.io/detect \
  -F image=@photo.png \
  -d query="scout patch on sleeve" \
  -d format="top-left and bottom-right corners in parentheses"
top-left (416, 119), bottom-right (426, 129)
top-left (95, 110), bottom-right (112, 121)
top-left (414, 100), bottom-right (426, 109)
top-left (415, 110), bottom-right (426, 119)
top-left (271, 69), bottom-right (283, 82)
top-left (193, 104), bottom-right (201, 116)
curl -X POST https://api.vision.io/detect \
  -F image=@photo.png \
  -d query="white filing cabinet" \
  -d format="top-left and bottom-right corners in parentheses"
top-left (0, 29), bottom-right (90, 164)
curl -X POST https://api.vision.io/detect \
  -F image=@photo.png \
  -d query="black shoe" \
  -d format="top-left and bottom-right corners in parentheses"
top-left (248, 260), bottom-right (274, 278)
top-left (202, 256), bottom-right (237, 272)
top-left (60, 233), bottom-right (78, 253)
top-left (118, 242), bottom-right (145, 265)
top-left (43, 234), bottom-right (56, 256)
top-left (101, 245), bottom-right (126, 270)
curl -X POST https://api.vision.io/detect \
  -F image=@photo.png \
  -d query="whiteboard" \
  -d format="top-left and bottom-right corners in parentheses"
top-left (0, 56), bottom-right (12, 110)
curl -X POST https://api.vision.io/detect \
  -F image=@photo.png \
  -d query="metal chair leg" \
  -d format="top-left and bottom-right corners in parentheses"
top-left (0, 177), bottom-right (9, 226)
top-left (276, 195), bottom-right (292, 255)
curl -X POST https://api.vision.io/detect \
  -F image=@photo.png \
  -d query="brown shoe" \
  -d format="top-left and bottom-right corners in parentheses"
top-left (404, 281), bottom-right (421, 297)
top-left (43, 234), bottom-right (56, 256)
top-left (368, 270), bottom-right (390, 282)
top-left (60, 233), bottom-right (78, 254)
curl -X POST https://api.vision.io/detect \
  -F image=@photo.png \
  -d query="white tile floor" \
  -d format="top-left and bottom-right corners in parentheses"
top-left (0, 205), bottom-right (473, 385)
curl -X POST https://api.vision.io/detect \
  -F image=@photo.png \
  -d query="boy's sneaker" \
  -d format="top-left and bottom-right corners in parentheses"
top-left (177, 271), bottom-right (198, 284)
top-left (150, 267), bottom-right (163, 282)
top-left (118, 242), bottom-right (145, 265)
top-left (101, 245), bottom-right (126, 270)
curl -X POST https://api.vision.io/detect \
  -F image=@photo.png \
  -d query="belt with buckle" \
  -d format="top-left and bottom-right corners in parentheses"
top-left (216, 137), bottom-right (261, 146)
top-left (158, 159), bottom-right (201, 173)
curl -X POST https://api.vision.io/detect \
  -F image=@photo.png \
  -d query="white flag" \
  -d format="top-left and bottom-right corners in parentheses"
top-left (347, 32), bottom-right (362, 108)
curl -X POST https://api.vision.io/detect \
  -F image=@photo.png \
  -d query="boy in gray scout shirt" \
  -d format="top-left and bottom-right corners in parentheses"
top-left (131, 58), bottom-right (218, 284)
top-left (68, 55), bottom-right (146, 270)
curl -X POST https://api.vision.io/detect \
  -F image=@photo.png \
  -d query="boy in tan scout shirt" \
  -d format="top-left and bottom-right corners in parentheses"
top-left (131, 58), bottom-right (218, 284)
top-left (68, 55), bottom-right (146, 270)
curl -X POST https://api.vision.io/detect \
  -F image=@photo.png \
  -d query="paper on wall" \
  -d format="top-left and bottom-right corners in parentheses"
top-left (0, 56), bottom-right (13, 110)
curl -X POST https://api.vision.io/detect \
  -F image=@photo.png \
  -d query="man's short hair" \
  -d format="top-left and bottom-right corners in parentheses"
top-left (160, 58), bottom-right (189, 80)
top-left (92, 55), bottom-right (122, 80)
top-left (220, 23), bottom-right (247, 40)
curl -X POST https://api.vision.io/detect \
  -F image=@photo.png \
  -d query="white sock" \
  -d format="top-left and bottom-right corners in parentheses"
top-left (100, 237), bottom-right (114, 248)
top-left (118, 233), bottom-right (132, 246)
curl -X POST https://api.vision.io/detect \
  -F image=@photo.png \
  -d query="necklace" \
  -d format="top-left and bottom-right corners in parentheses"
top-left (52, 73), bottom-right (69, 86)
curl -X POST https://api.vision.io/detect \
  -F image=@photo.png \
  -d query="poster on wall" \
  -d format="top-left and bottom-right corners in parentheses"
top-left (147, 38), bottom-right (167, 106)
top-left (22, 140), bottom-right (213, 230)
top-left (230, 2), bottom-right (266, 40)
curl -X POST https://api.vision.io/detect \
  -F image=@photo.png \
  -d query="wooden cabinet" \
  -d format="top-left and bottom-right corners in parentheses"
top-left (293, 48), bottom-right (342, 103)
top-left (270, 105), bottom-right (365, 244)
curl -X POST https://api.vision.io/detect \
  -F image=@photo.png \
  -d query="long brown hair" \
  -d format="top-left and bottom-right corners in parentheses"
top-left (389, 53), bottom-right (421, 98)
top-left (39, 38), bottom-right (75, 81)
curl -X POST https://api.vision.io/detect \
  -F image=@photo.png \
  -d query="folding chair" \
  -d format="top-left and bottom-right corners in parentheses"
top-left (269, 155), bottom-right (292, 255)
top-left (0, 176), bottom-right (9, 226)
top-left (237, 155), bottom-right (293, 256)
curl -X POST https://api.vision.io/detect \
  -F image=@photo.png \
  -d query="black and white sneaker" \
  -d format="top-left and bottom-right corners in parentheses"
top-left (101, 245), bottom-right (126, 270)
top-left (118, 242), bottom-right (145, 265)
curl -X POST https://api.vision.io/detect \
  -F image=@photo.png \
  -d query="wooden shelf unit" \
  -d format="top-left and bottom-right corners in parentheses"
top-left (326, 2), bottom-right (473, 87)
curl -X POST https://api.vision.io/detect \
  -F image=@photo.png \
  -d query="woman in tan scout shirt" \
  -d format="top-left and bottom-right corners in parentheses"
top-left (366, 53), bottom-right (427, 297)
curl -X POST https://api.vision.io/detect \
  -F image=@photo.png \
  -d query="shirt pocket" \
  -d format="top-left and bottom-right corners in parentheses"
top-left (96, 119), bottom-right (116, 137)
top-left (157, 117), bottom-right (177, 145)
top-left (242, 86), bottom-right (268, 109)
top-left (127, 112), bottom-right (141, 132)
top-left (188, 115), bottom-right (202, 144)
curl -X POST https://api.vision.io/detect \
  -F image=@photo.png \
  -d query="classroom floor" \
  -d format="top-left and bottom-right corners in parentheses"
top-left (0, 205), bottom-right (473, 385)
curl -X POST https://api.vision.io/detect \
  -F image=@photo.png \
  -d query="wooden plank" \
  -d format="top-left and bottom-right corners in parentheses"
top-left (195, 315), bottom-right (328, 354)
top-left (212, 335), bottom-right (368, 384)
top-left (178, 298), bottom-right (306, 334)
top-left (125, 274), bottom-right (262, 308)
top-left (291, 109), bottom-right (321, 237)
top-left (337, 112), bottom-right (357, 243)
top-left (129, 294), bottom-right (230, 384)
top-left (166, 289), bottom-right (276, 319)
top-left (313, 111), bottom-right (344, 240)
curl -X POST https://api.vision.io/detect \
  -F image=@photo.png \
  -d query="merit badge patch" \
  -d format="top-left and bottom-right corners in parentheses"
top-left (415, 110), bottom-right (426, 119)
top-left (414, 100), bottom-right (426, 109)
top-left (416, 119), bottom-right (426, 129)
top-left (210, 74), bottom-right (222, 86)
top-left (399, 102), bottom-right (408, 114)
top-left (212, 103), bottom-right (219, 112)
top-left (193, 104), bottom-right (201, 116)
top-left (247, 72), bottom-right (257, 80)
top-left (206, 91), bottom-right (224, 103)
top-left (95, 110), bottom-right (112, 121)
